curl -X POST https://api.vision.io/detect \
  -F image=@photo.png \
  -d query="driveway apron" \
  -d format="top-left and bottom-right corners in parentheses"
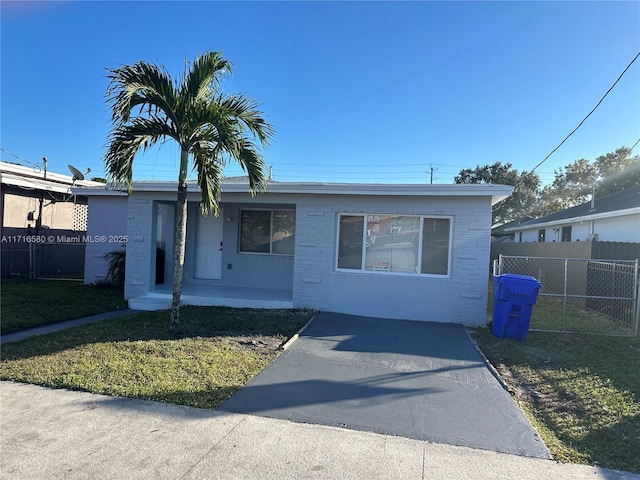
top-left (219, 312), bottom-right (550, 459)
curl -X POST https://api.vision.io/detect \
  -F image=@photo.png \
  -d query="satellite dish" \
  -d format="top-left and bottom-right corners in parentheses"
top-left (68, 164), bottom-right (86, 182)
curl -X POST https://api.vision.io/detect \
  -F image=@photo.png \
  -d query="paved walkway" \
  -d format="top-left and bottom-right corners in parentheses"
top-left (221, 313), bottom-right (549, 458)
top-left (0, 309), bottom-right (137, 343)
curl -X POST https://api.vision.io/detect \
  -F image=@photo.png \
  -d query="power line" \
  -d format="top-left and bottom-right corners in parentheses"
top-left (0, 147), bottom-right (33, 165)
top-left (629, 137), bottom-right (640, 152)
top-left (523, 51), bottom-right (640, 183)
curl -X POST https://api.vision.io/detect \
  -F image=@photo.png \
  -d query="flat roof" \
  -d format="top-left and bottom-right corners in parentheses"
top-left (78, 180), bottom-right (514, 205)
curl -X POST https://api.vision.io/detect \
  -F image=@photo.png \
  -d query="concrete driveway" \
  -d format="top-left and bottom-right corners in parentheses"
top-left (220, 312), bottom-right (550, 459)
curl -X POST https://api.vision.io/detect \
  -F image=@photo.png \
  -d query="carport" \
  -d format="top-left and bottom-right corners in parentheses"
top-left (220, 313), bottom-right (550, 458)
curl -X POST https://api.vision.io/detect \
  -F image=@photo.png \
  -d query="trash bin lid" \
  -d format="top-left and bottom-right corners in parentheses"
top-left (500, 273), bottom-right (540, 283)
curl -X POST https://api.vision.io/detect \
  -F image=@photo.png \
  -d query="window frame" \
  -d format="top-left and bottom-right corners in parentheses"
top-left (335, 213), bottom-right (453, 277)
top-left (239, 209), bottom-right (296, 256)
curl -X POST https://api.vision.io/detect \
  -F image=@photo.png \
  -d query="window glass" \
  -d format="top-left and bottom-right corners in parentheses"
top-left (421, 218), bottom-right (450, 275)
top-left (562, 226), bottom-right (572, 242)
top-left (240, 210), bottom-right (296, 255)
top-left (272, 211), bottom-right (296, 255)
top-left (337, 215), bottom-right (364, 269)
top-left (365, 215), bottom-right (419, 273)
top-left (337, 214), bottom-right (451, 276)
top-left (240, 211), bottom-right (272, 253)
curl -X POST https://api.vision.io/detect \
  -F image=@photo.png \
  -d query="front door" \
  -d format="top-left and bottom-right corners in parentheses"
top-left (195, 210), bottom-right (223, 279)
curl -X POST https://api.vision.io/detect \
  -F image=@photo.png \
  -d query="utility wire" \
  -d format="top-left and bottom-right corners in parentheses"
top-left (629, 137), bottom-right (640, 152)
top-left (517, 50), bottom-right (640, 187)
top-left (0, 147), bottom-right (33, 165)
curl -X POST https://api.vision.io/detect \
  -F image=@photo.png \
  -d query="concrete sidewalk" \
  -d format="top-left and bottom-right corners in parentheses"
top-left (1, 381), bottom-right (638, 480)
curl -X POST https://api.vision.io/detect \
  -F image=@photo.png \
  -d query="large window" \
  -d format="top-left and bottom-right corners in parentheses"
top-left (337, 214), bottom-right (451, 276)
top-left (240, 210), bottom-right (295, 255)
top-left (561, 226), bottom-right (572, 242)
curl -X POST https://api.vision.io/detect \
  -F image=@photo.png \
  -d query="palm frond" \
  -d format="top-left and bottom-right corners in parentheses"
top-left (218, 93), bottom-right (275, 146)
top-left (181, 51), bottom-right (232, 106)
top-left (106, 61), bottom-right (178, 126)
top-left (192, 145), bottom-right (224, 216)
top-left (105, 116), bottom-right (177, 191)
top-left (236, 140), bottom-right (268, 194)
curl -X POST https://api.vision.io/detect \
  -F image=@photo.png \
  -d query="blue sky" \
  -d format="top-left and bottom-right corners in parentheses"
top-left (2, 1), bottom-right (639, 185)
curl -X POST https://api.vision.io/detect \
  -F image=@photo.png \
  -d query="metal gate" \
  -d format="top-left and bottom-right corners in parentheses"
top-left (493, 255), bottom-right (639, 337)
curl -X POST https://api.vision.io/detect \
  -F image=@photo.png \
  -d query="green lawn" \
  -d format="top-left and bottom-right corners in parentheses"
top-left (528, 296), bottom-right (635, 336)
top-left (481, 280), bottom-right (640, 472)
top-left (1, 279), bottom-right (126, 334)
top-left (472, 329), bottom-right (640, 473)
top-left (0, 306), bottom-right (314, 409)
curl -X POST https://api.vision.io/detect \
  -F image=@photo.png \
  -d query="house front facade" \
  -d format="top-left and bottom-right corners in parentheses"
top-left (84, 181), bottom-right (512, 326)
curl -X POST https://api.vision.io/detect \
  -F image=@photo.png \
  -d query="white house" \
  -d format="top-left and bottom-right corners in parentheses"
top-left (82, 180), bottom-right (512, 326)
top-left (505, 186), bottom-right (640, 244)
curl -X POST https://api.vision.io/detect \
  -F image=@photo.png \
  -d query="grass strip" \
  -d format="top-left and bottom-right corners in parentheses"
top-left (472, 328), bottom-right (640, 473)
top-left (1, 279), bottom-right (125, 334)
top-left (0, 306), bottom-right (314, 409)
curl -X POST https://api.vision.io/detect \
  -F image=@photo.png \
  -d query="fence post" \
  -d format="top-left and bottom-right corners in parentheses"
top-left (634, 259), bottom-right (639, 337)
top-left (563, 258), bottom-right (568, 332)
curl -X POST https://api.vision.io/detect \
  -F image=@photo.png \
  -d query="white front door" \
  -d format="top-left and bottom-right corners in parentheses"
top-left (195, 210), bottom-right (224, 279)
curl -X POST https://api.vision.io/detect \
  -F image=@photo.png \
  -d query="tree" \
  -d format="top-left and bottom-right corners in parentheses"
top-left (540, 146), bottom-right (639, 214)
top-left (594, 146), bottom-right (640, 196)
top-left (104, 51), bottom-right (274, 332)
top-left (544, 158), bottom-right (597, 211)
top-left (454, 161), bottom-right (540, 226)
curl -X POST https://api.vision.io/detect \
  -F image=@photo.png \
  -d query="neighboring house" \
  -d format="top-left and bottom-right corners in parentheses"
top-left (0, 161), bottom-right (104, 277)
top-left (504, 186), bottom-right (640, 244)
top-left (82, 181), bottom-right (512, 326)
top-left (491, 217), bottom-right (532, 243)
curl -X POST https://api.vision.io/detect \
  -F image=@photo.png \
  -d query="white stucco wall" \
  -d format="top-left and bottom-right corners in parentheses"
top-left (84, 195), bottom-right (128, 284)
top-left (124, 195), bottom-right (157, 299)
top-left (293, 195), bottom-right (493, 326)
top-left (593, 214), bottom-right (640, 242)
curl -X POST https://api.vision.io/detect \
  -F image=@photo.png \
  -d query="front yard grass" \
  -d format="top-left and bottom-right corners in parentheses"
top-left (471, 329), bottom-right (640, 474)
top-left (0, 306), bottom-right (314, 409)
top-left (1, 279), bottom-right (125, 334)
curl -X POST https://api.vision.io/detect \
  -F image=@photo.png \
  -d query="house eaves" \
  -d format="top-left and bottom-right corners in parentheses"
top-left (504, 206), bottom-right (640, 232)
top-left (1, 161), bottom-right (105, 193)
top-left (124, 181), bottom-right (513, 205)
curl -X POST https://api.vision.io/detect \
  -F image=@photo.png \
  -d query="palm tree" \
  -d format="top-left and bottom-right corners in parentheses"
top-left (104, 51), bottom-right (274, 332)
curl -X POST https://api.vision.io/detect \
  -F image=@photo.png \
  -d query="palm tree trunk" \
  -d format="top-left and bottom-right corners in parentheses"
top-left (170, 150), bottom-right (189, 332)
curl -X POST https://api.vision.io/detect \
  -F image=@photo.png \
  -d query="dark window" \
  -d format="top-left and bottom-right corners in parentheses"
top-left (240, 210), bottom-right (295, 255)
top-left (562, 226), bottom-right (572, 242)
top-left (538, 229), bottom-right (545, 242)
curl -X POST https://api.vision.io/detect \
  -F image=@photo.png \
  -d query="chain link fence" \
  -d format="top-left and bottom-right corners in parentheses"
top-left (493, 255), bottom-right (639, 337)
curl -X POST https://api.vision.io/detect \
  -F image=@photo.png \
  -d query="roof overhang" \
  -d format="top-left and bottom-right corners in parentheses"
top-left (122, 181), bottom-right (513, 205)
top-left (1, 161), bottom-right (106, 194)
top-left (504, 207), bottom-right (640, 231)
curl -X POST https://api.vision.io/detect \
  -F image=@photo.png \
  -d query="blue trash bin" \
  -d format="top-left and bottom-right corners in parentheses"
top-left (491, 274), bottom-right (541, 341)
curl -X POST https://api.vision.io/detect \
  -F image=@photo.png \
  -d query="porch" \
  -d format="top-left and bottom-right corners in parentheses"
top-left (128, 283), bottom-right (294, 311)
